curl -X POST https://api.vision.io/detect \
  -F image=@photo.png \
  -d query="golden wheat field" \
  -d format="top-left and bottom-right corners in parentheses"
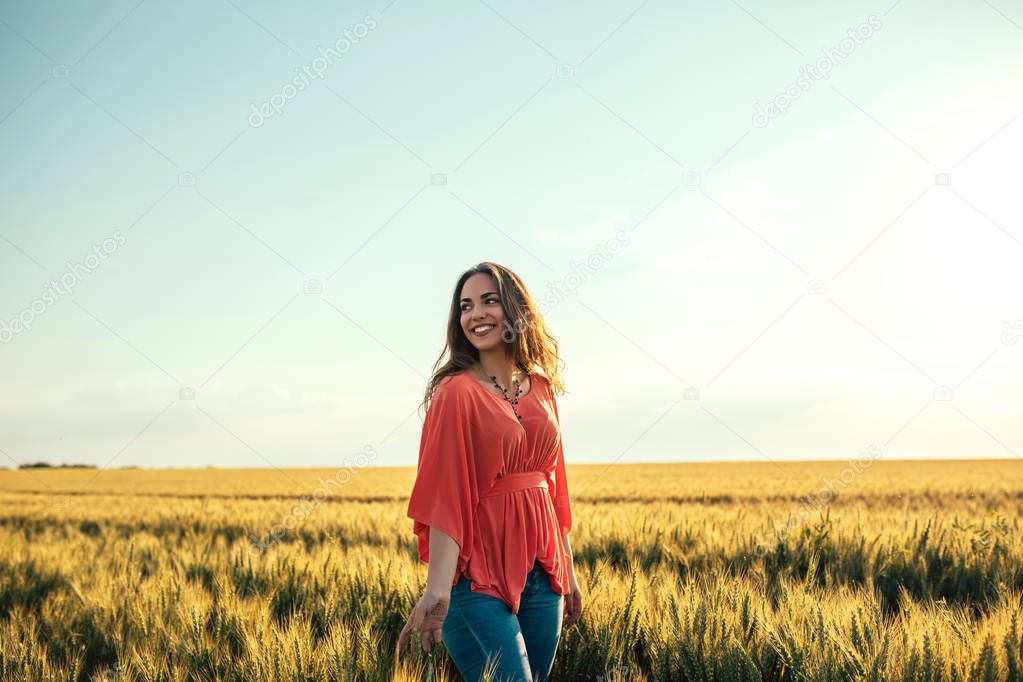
top-left (1, 459), bottom-right (1022, 681)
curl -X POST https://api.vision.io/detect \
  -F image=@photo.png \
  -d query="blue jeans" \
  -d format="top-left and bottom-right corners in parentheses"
top-left (442, 559), bottom-right (564, 682)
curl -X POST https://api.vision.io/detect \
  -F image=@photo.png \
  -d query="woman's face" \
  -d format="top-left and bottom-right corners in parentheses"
top-left (460, 273), bottom-right (505, 351)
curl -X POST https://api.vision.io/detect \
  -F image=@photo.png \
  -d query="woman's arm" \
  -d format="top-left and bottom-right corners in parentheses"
top-left (560, 532), bottom-right (584, 627)
top-left (561, 533), bottom-right (577, 585)
top-left (397, 527), bottom-right (460, 655)
top-left (426, 527), bottom-right (460, 596)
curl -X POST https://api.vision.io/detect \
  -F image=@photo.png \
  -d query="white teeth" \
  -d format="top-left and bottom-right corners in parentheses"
top-left (472, 324), bottom-right (494, 334)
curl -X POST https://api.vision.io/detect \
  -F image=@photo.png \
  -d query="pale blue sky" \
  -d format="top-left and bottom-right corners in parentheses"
top-left (2, 0), bottom-right (1021, 470)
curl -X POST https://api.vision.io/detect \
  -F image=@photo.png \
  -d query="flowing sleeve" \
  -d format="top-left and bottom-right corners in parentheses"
top-left (548, 383), bottom-right (573, 537)
top-left (406, 378), bottom-right (477, 565)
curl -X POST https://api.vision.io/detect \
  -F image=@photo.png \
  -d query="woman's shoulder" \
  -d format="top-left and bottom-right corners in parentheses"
top-left (531, 372), bottom-right (552, 393)
top-left (433, 370), bottom-right (474, 400)
top-left (434, 368), bottom-right (548, 398)
top-left (424, 373), bottom-right (474, 424)
top-left (438, 369), bottom-right (471, 386)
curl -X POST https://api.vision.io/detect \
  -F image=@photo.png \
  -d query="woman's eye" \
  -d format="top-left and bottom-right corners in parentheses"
top-left (462, 298), bottom-right (498, 311)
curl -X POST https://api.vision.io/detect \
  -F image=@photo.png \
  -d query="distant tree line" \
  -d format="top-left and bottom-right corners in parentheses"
top-left (17, 462), bottom-right (97, 469)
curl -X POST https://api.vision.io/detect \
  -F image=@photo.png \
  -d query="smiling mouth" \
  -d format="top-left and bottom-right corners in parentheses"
top-left (471, 324), bottom-right (496, 337)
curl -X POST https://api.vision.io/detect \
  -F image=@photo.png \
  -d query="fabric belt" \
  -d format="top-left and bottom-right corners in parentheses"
top-left (480, 471), bottom-right (548, 498)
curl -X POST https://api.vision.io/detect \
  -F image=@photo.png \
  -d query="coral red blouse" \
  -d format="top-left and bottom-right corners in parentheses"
top-left (406, 370), bottom-right (573, 615)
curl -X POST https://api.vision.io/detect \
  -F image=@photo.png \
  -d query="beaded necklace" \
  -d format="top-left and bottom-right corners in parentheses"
top-left (481, 367), bottom-right (529, 422)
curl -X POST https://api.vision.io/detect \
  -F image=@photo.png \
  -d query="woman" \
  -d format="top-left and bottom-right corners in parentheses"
top-left (397, 262), bottom-right (583, 681)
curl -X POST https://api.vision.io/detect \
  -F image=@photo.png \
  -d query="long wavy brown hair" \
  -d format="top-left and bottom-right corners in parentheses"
top-left (419, 262), bottom-right (566, 419)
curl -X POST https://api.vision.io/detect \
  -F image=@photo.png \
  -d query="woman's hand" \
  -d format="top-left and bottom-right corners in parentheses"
top-left (563, 578), bottom-right (583, 628)
top-left (397, 589), bottom-right (450, 655)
